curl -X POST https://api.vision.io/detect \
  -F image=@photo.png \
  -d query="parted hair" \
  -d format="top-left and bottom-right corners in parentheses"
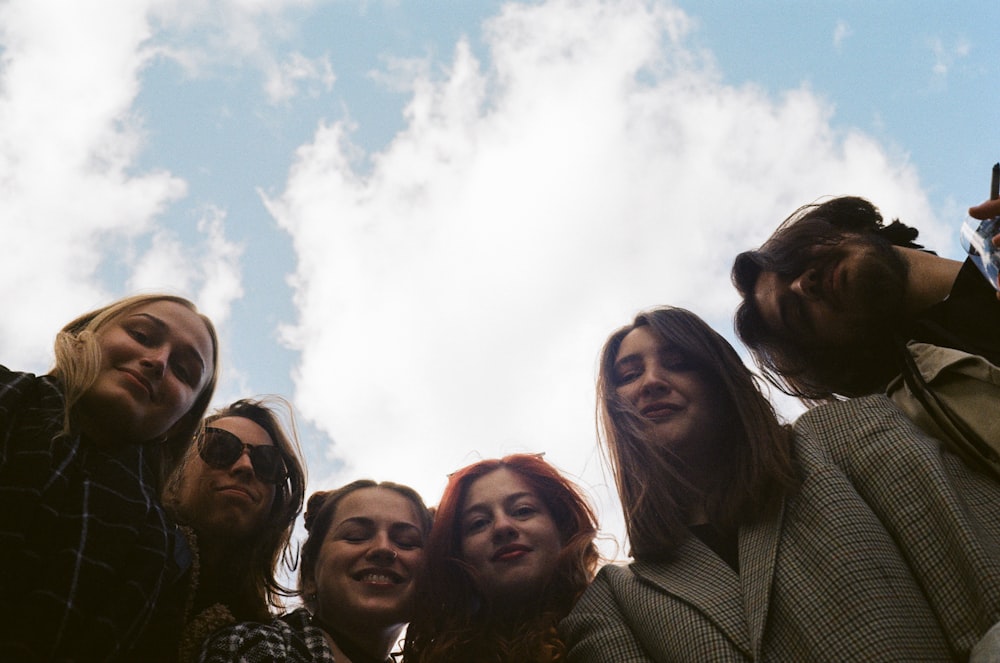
top-left (732, 196), bottom-right (919, 401)
top-left (51, 293), bottom-right (219, 487)
top-left (298, 480), bottom-right (433, 613)
top-left (597, 307), bottom-right (796, 561)
top-left (403, 454), bottom-right (600, 663)
top-left (170, 397), bottom-right (307, 620)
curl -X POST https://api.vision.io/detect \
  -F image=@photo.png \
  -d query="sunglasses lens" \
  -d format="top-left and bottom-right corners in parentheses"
top-left (249, 446), bottom-right (285, 484)
top-left (199, 427), bottom-right (286, 484)
top-left (199, 428), bottom-right (243, 467)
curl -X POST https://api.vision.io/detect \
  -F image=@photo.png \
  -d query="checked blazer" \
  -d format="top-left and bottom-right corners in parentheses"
top-left (561, 395), bottom-right (1000, 662)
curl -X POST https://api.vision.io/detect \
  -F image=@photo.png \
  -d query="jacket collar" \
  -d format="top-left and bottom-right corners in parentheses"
top-left (630, 499), bottom-right (785, 659)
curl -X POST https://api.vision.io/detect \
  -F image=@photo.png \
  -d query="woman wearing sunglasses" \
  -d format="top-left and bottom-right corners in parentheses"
top-left (142, 397), bottom-right (307, 663)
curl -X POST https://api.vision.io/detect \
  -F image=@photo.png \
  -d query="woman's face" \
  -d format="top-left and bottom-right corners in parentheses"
top-left (170, 416), bottom-right (278, 541)
top-left (306, 487), bottom-right (426, 631)
top-left (79, 300), bottom-right (214, 444)
top-left (460, 467), bottom-right (563, 605)
top-left (612, 325), bottom-right (720, 455)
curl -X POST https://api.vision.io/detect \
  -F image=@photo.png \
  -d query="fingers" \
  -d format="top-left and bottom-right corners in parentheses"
top-left (969, 198), bottom-right (1000, 220)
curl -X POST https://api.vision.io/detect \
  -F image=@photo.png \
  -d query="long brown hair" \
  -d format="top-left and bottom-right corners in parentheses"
top-left (404, 454), bottom-right (599, 663)
top-left (163, 397), bottom-right (307, 622)
top-left (597, 307), bottom-right (795, 561)
top-left (731, 196), bottom-right (916, 401)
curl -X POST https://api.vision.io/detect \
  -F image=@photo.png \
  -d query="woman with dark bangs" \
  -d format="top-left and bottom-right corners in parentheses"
top-left (561, 306), bottom-right (1000, 661)
top-left (404, 454), bottom-right (599, 663)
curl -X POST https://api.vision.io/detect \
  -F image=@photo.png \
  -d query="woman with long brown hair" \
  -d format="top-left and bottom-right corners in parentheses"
top-left (138, 397), bottom-right (307, 662)
top-left (562, 306), bottom-right (1000, 661)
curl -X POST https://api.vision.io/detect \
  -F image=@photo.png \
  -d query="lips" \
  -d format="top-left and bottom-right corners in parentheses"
top-left (353, 568), bottom-right (404, 585)
top-left (491, 544), bottom-right (531, 562)
top-left (641, 402), bottom-right (681, 419)
top-left (119, 367), bottom-right (154, 400)
top-left (217, 484), bottom-right (256, 501)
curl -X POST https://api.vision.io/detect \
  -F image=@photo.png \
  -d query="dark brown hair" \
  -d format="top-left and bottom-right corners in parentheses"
top-left (732, 196), bottom-right (917, 401)
top-left (298, 480), bottom-right (433, 613)
top-left (597, 307), bottom-right (795, 561)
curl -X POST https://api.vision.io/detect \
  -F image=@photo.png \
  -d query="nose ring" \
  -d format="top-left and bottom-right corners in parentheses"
top-left (389, 549), bottom-right (397, 560)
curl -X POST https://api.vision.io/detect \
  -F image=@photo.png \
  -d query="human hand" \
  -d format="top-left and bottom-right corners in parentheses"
top-left (968, 199), bottom-right (1000, 298)
top-left (969, 198), bottom-right (1000, 220)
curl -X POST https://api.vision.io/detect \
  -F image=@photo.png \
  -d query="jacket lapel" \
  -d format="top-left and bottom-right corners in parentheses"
top-left (632, 535), bottom-right (752, 657)
top-left (740, 500), bottom-right (784, 660)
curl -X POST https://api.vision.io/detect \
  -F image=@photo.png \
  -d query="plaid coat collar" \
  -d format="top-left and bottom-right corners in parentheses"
top-left (630, 502), bottom-right (784, 659)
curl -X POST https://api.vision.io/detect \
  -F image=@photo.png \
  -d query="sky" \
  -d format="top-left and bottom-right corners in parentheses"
top-left (3, 0), bottom-right (999, 563)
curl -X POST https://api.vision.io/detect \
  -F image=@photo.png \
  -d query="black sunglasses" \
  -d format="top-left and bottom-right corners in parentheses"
top-left (198, 426), bottom-right (287, 484)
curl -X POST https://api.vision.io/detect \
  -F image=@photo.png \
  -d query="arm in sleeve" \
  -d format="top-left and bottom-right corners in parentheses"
top-left (560, 565), bottom-right (657, 663)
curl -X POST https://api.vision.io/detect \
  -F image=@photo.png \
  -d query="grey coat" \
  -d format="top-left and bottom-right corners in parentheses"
top-left (561, 395), bottom-right (1000, 662)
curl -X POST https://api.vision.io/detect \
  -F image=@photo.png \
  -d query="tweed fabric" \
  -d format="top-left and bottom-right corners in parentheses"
top-left (199, 608), bottom-right (334, 663)
top-left (561, 395), bottom-right (1000, 662)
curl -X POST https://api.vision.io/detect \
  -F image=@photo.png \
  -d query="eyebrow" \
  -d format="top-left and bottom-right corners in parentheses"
top-left (131, 312), bottom-right (208, 373)
top-left (335, 516), bottom-right (422, 533)
top-left (612, 354), bottom-right (640, 374)
top-left (463, 491), bottom-right (536, 517)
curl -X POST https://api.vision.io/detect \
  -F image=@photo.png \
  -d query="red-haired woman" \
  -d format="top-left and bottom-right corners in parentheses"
top-left (403, 454), bottom-right (599, 663)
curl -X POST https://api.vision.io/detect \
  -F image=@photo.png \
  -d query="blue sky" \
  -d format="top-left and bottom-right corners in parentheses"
top-left (3, 0), bottom-right (998, 560)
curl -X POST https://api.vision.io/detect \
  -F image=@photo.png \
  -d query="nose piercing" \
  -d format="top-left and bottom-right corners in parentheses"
top-left (389, 550), bottom-right (397, 560)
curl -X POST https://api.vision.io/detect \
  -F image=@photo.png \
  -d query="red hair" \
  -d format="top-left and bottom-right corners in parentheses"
top-left (403, 454), bottom-right (599, 663)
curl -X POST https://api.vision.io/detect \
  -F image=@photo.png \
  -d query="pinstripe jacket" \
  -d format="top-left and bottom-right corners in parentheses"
top-left (561, 395), bottom-right (1000, 662)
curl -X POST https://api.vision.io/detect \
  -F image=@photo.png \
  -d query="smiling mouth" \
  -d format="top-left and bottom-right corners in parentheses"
top-left (120, 369), bottom-right (154, 399)
top-left (354, 571), bottom-right (404, 585)
top-left (641, 403), bottom-right (680, 419)
top-left (492, 545), bottom-right (531, 562)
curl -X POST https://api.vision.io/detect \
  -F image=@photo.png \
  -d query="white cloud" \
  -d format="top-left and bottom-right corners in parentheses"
top-left (929, 35), bottom-right (972, 79)
top-left (0, 0), bottom-right (243, 374)
top-left (0, 0), bottom-right (188, 370)
top-left (833, 19), bottom-right (852, 49)
top-left (264, 52), bottom-right (336, 105)
top-left (146, 0), bottom-right (323, 89)
top-left (267, 0), bottom-right (937, 555)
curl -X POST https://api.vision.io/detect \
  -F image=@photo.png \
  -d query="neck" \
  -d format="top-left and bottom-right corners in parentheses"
top-left (897, 246), bottom-right (963, 312)
top-left (196, 535), bottom-right (231, 577)
top-left (190, 535), bottom-right (244, 616)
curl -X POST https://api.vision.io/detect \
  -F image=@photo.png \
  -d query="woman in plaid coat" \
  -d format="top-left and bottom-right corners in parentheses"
top-left (561, 306), bottom-right (1000, 661)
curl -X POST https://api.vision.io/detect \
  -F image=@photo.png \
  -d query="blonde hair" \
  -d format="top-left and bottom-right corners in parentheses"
top-left (51, 293), bottom-right (220, 484)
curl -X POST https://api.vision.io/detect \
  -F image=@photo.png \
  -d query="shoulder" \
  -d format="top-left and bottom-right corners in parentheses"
top-left (790, 394), bottom-right (934, 465)
top-left (0, 366), bottom-right (62, 412)
top-left (570, 563), bottom-right (639, 613)
top-left (200, 609), bottom-right (329, 663)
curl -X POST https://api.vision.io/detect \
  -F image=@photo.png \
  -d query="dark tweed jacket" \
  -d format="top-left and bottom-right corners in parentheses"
top-left (561, 395), bottom-right (1000, 662)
